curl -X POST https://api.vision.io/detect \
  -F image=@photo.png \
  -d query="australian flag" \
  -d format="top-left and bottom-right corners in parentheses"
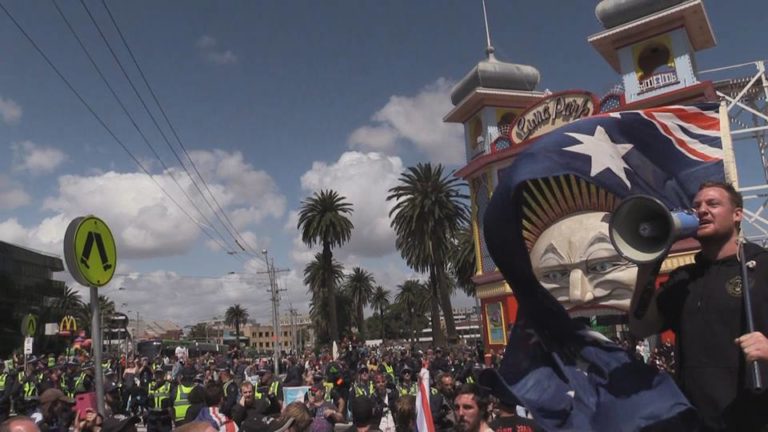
top-left (481, 104), bottom-right (724, 431)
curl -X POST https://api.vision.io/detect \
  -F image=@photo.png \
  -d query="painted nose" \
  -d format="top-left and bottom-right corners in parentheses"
top-left (569, 268), bottom-right (594, 304)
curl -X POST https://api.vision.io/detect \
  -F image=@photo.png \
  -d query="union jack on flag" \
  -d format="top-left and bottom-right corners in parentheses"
top-left (482, 104), bottom-right (724, 431)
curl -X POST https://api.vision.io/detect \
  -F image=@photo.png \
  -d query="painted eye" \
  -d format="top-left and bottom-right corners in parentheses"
top-left (540, 269), bottom-right (569, 284)
top-left (587, 260), bottom-right (624, 274)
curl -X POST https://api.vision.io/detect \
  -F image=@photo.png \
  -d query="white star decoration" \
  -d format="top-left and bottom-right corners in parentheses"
top-left (563, 125), bottom-right (634, 189)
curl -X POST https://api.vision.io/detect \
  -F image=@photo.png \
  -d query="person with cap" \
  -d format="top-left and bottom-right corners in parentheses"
top-left (73, 363), bottom-right (94, 396)
top-left (104, 378), bottom-right (126, 418)
top-left (377, 355), bottom-right (396, 389)
top-left (217, 368), bottom-right (238, 419)
top-left (33, 388), bottom-right (75, 432)
top-left (146, 368), bottom-right (173, 432)
top-left (306, 384), bottom-right (343, 432)
top-left (320, 363), bottom-right (346, 420)
top-left (350, 365), bottom-right (374, 409)
top-left (183, 379), bottom-right (207, 425)
top-left (173, 370), bottom-right (200, 428)
top-left (59, 361), bottom-right (78, 399)
top-left (257, 370), bottom-right (282, 416)
top-left (393, 367), bottom-right (415, 397)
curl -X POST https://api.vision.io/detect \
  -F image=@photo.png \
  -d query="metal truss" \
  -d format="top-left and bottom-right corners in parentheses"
top-left (700, 61), bottom-right (768, 244)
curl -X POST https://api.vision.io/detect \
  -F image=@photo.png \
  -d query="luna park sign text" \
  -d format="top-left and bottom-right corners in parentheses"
top-left (511, 91), bottom-right (599, 144)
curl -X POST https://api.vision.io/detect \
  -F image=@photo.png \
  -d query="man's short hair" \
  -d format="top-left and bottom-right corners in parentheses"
top-left (240, 381), bottom-right (254, 391)
top-left (455, 383), bottom-right (490, 421)
top-left (350, 396), bottom-right (376, 427)
top-left (698, 181), bottom-right (743, 209)
top-left (204, 382), bottom-right (223, 406)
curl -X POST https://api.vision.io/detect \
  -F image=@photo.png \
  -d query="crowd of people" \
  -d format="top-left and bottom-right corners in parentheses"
top-left (0, 339), bottom-right (543, 432)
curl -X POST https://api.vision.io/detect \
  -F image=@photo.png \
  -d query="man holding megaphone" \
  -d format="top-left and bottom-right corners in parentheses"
top-left (622, 181), bottom-right (768, 431)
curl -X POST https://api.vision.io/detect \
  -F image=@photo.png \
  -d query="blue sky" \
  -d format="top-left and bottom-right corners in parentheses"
top-left (1, 1), bottom-right (766, 326)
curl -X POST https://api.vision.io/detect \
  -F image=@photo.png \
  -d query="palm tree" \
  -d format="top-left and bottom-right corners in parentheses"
top-left (343, 267), bottom-right (376, 340)
top-left (370, 286), bottom-right (390, 341)
top-left (224, 304), bottom-right (249, 347)
top-left (297, 189), bottom-right (354, 343)
top-left (75, 295), bottom-right (116, 332)
top-left (56, 286), bottom-right (84, 314)
top-left (304, 253), bottom-right (346, 344)
top-left (387, 163), bottom-right (469, 345)
top-left (395, 279), bottom-right (430, 342)
top-left (450, 223), bottom-right (478, 297)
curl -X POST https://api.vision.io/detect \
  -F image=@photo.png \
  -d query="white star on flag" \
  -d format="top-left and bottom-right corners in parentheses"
top-left (563, 125), bottom-right (634, 188)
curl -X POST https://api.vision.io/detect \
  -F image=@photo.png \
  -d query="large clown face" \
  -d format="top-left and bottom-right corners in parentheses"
top-left (529, 211), bottom-right (637, 316)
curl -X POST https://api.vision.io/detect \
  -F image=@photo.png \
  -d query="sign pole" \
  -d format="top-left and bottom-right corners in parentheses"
top-left (63, 215), bottom-right (117, 416)
top-left (90, 286), bottom-right (105, 415)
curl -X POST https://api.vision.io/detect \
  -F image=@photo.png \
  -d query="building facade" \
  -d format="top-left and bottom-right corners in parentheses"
top-left (0, 241), bottom-right (66, 356)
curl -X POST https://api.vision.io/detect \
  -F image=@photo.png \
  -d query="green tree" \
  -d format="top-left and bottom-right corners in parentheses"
top-left (450, 223), bottom-right (478, 297)
top-left (395, 279), bottom-right (430, 342)
top-left (304, 252), bottom-right (346, 344)
top-left (224, 304), bottom-right (249, 347)
top-left (343, 267), bottom-right (376, 340)
top-left (370, 285), bottom-right (390, 341)
top-left (387, 163), bottom-right (469, 345)
top-left (188, 322), bottom-right (209, 341)
top-left (56, 286), bottom-right (84, 314)
top-left (75, 295), bottom-right (116, 333)
top-left (297, 189), bottom-right (354, 343)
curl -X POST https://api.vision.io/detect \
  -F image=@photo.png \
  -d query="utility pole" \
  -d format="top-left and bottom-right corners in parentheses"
top-left (259, 250), bottom-right (287, 376)
top-left (288, 305), bottom-right (297, 354)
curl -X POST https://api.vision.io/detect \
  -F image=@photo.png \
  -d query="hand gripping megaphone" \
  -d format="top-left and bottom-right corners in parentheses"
top-left (609, 195), bottom-right (699, 263)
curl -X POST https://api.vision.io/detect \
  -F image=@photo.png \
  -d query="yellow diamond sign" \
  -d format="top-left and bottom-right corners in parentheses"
top-left (64, 216), bottom-right (117, 287)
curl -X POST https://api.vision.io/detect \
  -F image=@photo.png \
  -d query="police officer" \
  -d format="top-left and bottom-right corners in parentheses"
top-left (351, 365), bottom-right (375, 400)
top-left (146, 368), bottom-right (173, 432)
top-left (258, 369), bottom-right (283, 415)
top-left (217, 368), bottom-right (238, 418)
top-left (395, 366), bottom-right (416, 396)
top-left (0, 362), bottom-right (12, 422)
top-left (172, 370), bottom-right (196, 428)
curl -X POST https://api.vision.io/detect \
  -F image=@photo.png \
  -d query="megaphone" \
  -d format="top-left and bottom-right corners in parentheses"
top-left (609, 195), bottom-right (699, 263)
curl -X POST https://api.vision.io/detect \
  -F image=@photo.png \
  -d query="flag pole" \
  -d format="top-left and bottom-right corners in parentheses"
top-left (721, 101), bottom-right (763, 392)
top-left (720, 101), bottom-right (738, 188)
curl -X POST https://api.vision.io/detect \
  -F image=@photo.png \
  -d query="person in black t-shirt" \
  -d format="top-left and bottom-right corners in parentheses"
top-left (488, 395), bottom-right (542, 432)
top-left (629, 182), bottom-right (768, 431)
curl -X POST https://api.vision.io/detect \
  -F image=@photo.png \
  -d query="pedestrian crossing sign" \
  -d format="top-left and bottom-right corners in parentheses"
top-left (64, 215), bottom-right (117, 287)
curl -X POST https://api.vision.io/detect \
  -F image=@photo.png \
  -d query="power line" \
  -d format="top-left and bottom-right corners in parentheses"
top-left (50, 0), bottom-right (241, 259)
top-left (98, 0), bottom-right (266, 263)
top-left (0, 1), bottom-right (246, 263)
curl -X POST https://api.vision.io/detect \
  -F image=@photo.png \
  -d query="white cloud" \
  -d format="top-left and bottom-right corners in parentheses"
top-left (12, 141), bottom-right (67, 175)
top-left (1, 149), bottom-right (284, 260)
top-left (347, 78), bottom-right (463, 165)
top-left (196, 35), bottom-right (238, 65)
top-left (0, 175), bottom-right (31, 209)
top-left (0, 96), bottom-right (22, 124)
top-left (292, 151), bottom-right (403, 267)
